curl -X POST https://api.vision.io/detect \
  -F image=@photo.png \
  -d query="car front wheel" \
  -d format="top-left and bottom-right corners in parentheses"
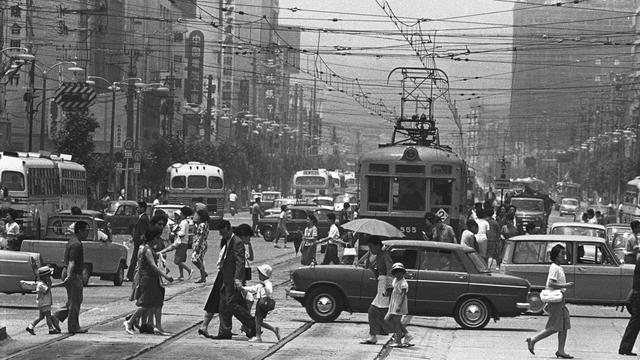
top-left (113, 262), bottom-right (125, 286)
top-left (262, 227), bottom-right (274, 242)
top-left (454, 297), bottom-right (491, 329)
top-left (305, 286), bottom-right (343, 322)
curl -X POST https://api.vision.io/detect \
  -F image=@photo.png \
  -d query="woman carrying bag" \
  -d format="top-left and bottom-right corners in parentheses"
top-left (526, 244), bottom-right (574, 359)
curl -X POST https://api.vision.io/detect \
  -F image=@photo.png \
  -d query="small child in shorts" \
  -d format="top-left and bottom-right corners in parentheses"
top-left (243, 264), bottom-right (281, 343)
top-left (22, 266), bottom-right (61, 335)
top-left (384, 262), bottom-right (413, 347)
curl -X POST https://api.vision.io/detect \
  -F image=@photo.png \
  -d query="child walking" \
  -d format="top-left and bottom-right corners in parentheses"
top-left (243, 264), bottom-right (281, 343)
top-left (22, 266), bottom-right (61, 335)
top-left (384, 262), bottom-right (414, 347)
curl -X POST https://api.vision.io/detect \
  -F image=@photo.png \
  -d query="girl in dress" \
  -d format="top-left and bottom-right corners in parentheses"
top-left (384, 263), bottom-right (413, 347)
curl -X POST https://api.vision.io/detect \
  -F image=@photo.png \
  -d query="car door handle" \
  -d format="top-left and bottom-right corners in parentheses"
top-left (405, 273), bottom-right (416, 279)
top-left (368, 277), bottom-right (377, 281)
top-left (577, 267), bottom-right (586, 272)
top-left (456, 274), bottom-right (467, 279)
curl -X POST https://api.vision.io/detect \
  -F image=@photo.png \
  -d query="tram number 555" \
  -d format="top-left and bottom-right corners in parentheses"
top-left (400, 226), bottom-right (417, 233)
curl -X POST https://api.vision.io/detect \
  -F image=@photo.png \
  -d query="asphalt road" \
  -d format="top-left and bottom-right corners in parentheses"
top-left (1, 210), bottom-right (635, 360)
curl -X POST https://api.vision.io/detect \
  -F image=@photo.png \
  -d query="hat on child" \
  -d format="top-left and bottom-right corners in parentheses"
top-left (38, 266), bottom-right (52, 277)
top-left (391, 262), bottom-right (406, 273)
top-left (257, 264), bottom-right (272, 278)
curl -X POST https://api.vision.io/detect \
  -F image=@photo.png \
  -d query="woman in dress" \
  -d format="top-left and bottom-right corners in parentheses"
top-left (5, 209), bottom-right (21, 250)
top-left (124, 215), bottom-right (174, 335)
top-left (301, 214), bottom-right (318, 266)
top-left (526, 244), bottom-right (574, 359)
top-left (191, 209), bottom-right (210, 284)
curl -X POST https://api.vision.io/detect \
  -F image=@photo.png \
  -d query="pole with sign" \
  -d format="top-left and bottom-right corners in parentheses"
top-left (123, 138), bottom-right (133, 200)
top-left (495, 157), bottom-right (511, 205)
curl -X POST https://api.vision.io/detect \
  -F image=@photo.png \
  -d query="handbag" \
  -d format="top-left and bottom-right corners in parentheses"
top-left (343, 247), bottom-right (357, 256)
top-left (540, 289), bottom-right (563, 303)
top-left (245, 267), bottom-right (252, 281)
top-left (257, 296), bottom-right (276, 312)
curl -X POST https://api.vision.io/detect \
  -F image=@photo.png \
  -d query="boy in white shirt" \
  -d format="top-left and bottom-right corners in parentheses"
top-left (243, 264), bottom-right (281, 343)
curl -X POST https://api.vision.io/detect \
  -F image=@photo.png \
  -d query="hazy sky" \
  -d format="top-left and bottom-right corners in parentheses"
top-left (277, 0), bottom-right (514, 151)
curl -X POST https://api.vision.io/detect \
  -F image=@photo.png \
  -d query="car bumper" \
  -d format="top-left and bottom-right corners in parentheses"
top-left (516, 302), bottom-right (530, 310)
top-left (286, 289), bottom-right (305, 298)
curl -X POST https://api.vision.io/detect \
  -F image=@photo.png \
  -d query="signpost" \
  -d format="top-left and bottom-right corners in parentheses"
top-left (495, 157), bottom-right (511, 205)
top-left (123, 138), bottom-right (134, 200)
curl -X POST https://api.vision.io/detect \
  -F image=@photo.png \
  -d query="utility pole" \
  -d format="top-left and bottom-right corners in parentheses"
top-left (167, 58), bottom-right (175, 136)
top-left (126, 48), bottom-right (136, 139)
top-left (205, 74), bottom-right (213, 142)
top-left (216, 0), bottom-right (223, 143)
top-left (26, 60), bottom-right (35, 152)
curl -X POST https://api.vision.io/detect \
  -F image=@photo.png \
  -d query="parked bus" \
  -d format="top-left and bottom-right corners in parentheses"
top-left (292, 169), bottom-right (333, 201)
top-left (622, 176), bottom-right (640, 222)
top-left (164, 162), bottom-right (224, 226)
top-left (344, 171), bottom-right (357, 198)
top-left (0, 151), bottom-right (87, 239)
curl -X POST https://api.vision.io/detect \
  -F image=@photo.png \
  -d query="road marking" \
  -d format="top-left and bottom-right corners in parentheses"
top-left (373, 315), bottom-right (413, 360)
top-left (251, 321), bottom-right (314, 360)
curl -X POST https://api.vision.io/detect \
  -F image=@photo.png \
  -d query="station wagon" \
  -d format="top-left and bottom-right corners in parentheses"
top-left (500, 234), bottom-right (634, 313)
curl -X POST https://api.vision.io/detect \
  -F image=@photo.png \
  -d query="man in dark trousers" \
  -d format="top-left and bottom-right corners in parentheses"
top-left (211, 220), bottom-right (256, 339)
top-left (127, 201), bottom-right (150, 281)
top-left (619, 220), bottom-right (640, 356)
top-left (54, 221), bottom-right (89, 333)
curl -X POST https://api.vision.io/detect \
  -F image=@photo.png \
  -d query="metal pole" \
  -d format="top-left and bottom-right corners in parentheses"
top-left (109, 86), bottom-right (116, 191)
top-left (27, 59), bottom-right (35, 151)
top-left (205, 74), bottom-right (213, 142)
top-left (39, 71), bottom-right (47, 150)
top-left (124, 157), bottom-right (129, 201)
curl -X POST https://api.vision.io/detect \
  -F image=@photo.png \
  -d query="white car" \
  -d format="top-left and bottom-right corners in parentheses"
top-left (311, 196), bottom-right (334, 210)
top-left (559, 198), bottom-right (579, 216)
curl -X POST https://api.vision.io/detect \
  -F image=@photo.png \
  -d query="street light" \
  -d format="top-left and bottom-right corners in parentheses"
top-left (36, 61), bottom-right (83, 150)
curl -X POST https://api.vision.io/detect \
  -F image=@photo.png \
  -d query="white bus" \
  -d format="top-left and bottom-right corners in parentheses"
top-left (292, 169), bottom-right (333, 201)
top-left (165, 162), bottom-right (225, 225)
top-left (622, 176), bottom-right (640, 222)
top-left (0, 151), bottom-right (87, 239)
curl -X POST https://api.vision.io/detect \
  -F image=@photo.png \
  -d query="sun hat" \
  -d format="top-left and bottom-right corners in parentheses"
top-left (174, 209), bottom-right (182, 217)
top-left (391, 262), bottom-right (406, 273)
top-left (38, 266), bottom-right (52, 277)
top-left (257, 264), bottom-right (272, 278)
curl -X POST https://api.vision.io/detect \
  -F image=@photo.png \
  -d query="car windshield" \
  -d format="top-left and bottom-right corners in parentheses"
top-left (104, 202), bottom-right (119, 215)
top-left (467, 251), bottom-right (490, 272)
top-left (314, 199), bottom-right (333, 207)
top-left (551, 226), bottom-right (606, 238)
top-left (511, 198), bottom-right (544, 211)
top-left (613, 233), bottom-right (635, 249)
top-left (562, 199), bottom-right (578, 206)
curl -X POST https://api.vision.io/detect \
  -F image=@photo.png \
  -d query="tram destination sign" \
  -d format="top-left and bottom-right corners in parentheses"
top-left (494, 159), bottom-right (511, 190)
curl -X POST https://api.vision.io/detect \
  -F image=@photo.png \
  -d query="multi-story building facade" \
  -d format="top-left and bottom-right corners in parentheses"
top-left (509, 0), bottom-right (635, 163)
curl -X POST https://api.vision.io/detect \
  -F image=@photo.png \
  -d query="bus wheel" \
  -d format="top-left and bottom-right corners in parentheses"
top-left (262, 227), bottom-right (274, 242)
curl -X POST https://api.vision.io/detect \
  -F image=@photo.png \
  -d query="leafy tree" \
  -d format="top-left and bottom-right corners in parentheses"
top-left (51, 110), bottom-right (99, 165)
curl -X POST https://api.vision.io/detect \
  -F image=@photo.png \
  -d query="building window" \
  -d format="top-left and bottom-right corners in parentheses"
top-left (174, 32), bottom-right (183, 42)
top-left (174, 79), bottom-right (182, 88)
top-left (8, 74), bottom-right (19, 86)
top-left (10, 24), bottom-right (21, 35)
top-left (595, 75), bottom-right (601, 82)
top-left (10, 5), bottom-right (21, 18)
top-left (174, 55), bottom-right (182, 63)
top-left (614, 59), bottom-right (620, 66)
top-left (595, 58), bottom-right (601, 65)
top-left (10, 39), bottom-right (21, 48)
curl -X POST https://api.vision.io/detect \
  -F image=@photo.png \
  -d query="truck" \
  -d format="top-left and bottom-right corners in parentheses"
top-left (509, 194), bottom-right (554, 234)
top-left (20, 214), bottom-right (128, 286)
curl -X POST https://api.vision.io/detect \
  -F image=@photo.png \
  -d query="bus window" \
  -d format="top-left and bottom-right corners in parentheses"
top-left (208, 176), bottom-right (223, 189)
top-left (171, 175), bottom-right (186, 189)
top-left (2, 171), bottom-right (24, 191)
top-left (431, 179), bottom-right (453, 206)
top-left (188, 175), bottom-right (207, 189)
top-left (392, 177), bottom-right (426, 211)
top-left (367, 176), bottom-right (390, 211)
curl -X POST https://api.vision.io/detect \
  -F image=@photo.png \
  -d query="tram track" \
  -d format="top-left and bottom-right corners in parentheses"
top-left (1, 250), bottom-right (300, 360)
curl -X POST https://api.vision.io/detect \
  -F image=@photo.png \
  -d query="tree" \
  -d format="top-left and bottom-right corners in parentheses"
top-left (51, 110), bottom-right (99, 166)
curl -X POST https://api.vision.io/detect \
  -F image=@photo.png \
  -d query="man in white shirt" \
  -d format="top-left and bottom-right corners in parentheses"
top-left (318, 213), bottom-right (346, 265)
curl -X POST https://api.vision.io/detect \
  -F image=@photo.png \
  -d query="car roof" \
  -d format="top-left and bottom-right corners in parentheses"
top-left (59, 209), bottom-right (104, 216)
top-left (312, 196), bottom-right (334, 201)
top-left (108, 200), bottom-right (138, 206)
top-left (383, 239), bottom-right (470, 251)
top-left (561, 198), bottom-right (578, 202)
top-left (289, 205), bottom-right (330, 211)
top-left (606, 223), bottom-right (631, 229)
top-left (551, 222), bottom-right (605, 230)
top-left (508, 234), bottom-right (607, 244)
top-left (154, 204), bottom-right (183, 209)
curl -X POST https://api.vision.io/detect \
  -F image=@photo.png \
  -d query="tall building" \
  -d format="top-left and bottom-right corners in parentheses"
top-left (509, 0), bottom-right (635, 161)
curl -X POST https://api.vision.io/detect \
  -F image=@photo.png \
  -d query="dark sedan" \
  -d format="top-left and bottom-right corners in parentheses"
top-left (287, 240), bottom-right (530, 329)
top-left (257, 205), bottom-right (333, 242)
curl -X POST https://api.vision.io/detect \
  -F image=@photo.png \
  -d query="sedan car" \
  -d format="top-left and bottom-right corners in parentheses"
top-left (287, 240), bottom-right (530, 329)
top-left (606, 223), bottom-right (632, 247)
top-left (559, 198), bottom-right (579, 217)
top-left (611, 232), bottom-right (636, 264)
top-left (257, 206), bottom-right (333, 242)
top-left (103, 200), bottom-right (141, 235)
top-left (549, 222), bottom-right (606, 239)
top-left (500, 234), bottom-right (634, 313)
top-left (0, 250), bottom-right (41, 293)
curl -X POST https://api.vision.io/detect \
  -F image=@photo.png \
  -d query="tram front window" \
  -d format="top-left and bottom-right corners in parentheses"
top-left (431, 179), bottom-right (453, 206)
top-left (393, 177), bottom-right (426, 211)
top-left (367, 176), bottom-right (390, 211)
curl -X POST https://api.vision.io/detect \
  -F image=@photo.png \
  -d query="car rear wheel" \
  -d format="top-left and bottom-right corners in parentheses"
top-left (627, 303), bottom-right (634, 315)
top-left (454, 297), bottom-right (491, 329)
top-left (113, 262), bottom-right (125, 286)
top-left (528, 291), bottom-right (544, 314)
top-left (262, 227), bottom-right (274, 242)
top-left (81, 265), bottom-right (91, 286)
top-left (304, 286), bottom-right (342, 322)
